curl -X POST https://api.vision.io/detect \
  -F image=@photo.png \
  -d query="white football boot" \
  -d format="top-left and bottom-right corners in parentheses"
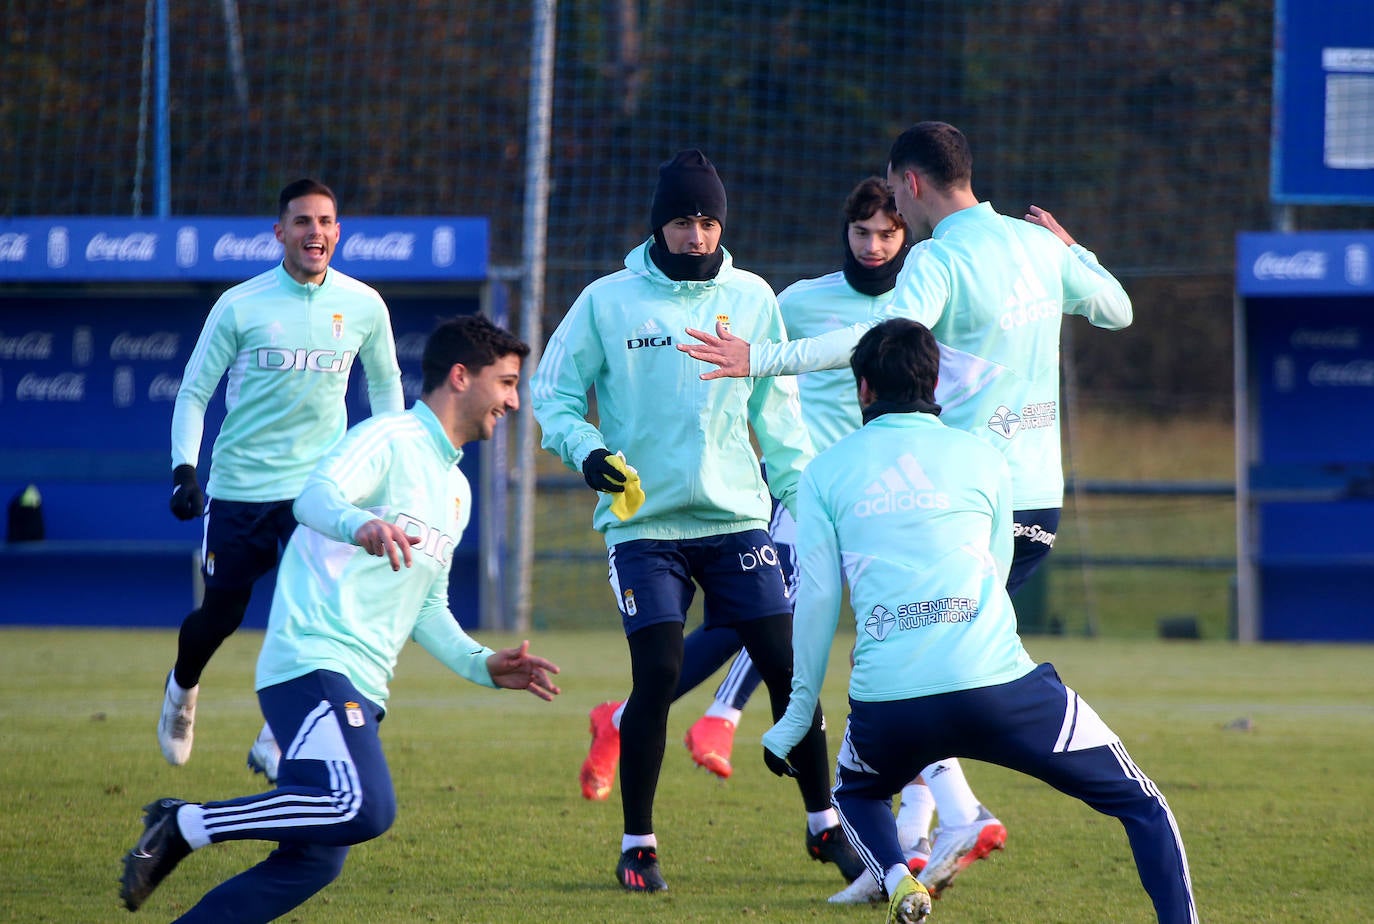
top-left (156, 673), bottom-right (198, 766)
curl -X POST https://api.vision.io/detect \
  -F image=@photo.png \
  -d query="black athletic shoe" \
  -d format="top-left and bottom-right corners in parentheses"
top-left (615, 846), bottom-right (669, 892)
top-left (807, 824), bottom-right (866, 883)
top-left (120, 798), bottom-right (192, 911)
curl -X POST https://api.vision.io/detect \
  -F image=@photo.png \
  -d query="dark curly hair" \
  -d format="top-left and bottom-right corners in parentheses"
top-left (850, 318), bottom-right (939, 403)
top-left (421, 314), bottom-right (530, 394)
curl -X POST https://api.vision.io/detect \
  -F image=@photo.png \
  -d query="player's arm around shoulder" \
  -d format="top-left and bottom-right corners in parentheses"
top-left (1023, 205), bottom-right (1133, 330)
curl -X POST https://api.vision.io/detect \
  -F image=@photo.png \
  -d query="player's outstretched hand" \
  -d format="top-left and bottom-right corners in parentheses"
top-left (1024, 205), bottom-right (1077, 246)
top-left (353, 519), bottom-right (423, 571)
top-left (487, 640), bottom-right (562, 701)
top-left (678, 320), bottom-right (751, 380)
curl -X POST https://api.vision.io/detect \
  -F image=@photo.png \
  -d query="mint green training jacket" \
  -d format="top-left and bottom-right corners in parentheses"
top-left (256, 401), bottom-right (495, 711)
top-left (764, 410), bottom-right (1034, 759)
top-left (750, 203), bottom-right (1132, 511)
top-left (531, 240), bottom-right (815, 546)
top-left (171, 263), bottom-right (404, 502)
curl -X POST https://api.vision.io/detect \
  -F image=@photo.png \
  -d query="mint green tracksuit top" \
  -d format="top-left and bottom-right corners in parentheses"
top-left (255, 401), bottom-right (496, 711)
top-left (764, 411), bottom-right (1035, 758)
top-left (171, 263), bottom-right (404, 502)
top-left (531, 239), bottom-right (815, 546)
top-left (750, 203), bottom-right (1132, 511)
top-left (775, 271), bottom-right (887, 453)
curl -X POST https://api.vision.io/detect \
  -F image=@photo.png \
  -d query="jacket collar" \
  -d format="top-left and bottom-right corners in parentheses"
top-left (273, 261), bottom-right (334, 297)
top-left (411, 399), bottom-right (465, 467)
top-left (931, 201), bottom-right (996, 240)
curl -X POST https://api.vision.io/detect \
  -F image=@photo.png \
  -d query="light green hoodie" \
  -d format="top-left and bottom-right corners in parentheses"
top-left (532, 239), bottom-right (814, 546)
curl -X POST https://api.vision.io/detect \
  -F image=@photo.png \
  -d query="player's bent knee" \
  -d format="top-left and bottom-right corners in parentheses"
top-left (348, 790), bottom-right (398, 843)
top-left (292, 842), bottom-right (350, 891)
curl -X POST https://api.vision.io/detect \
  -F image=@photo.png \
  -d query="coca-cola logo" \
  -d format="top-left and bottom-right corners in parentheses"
top-left (0, 331), bottom-right (54, 360)
top-left (1253, 250), bottom-right (1327, 281)
top-left (1290, 327), bottom-right (1360, 350)
top-left (148, 373), bottom-right (181, 401)
top-left (110, 331), bottom-right (181, 361)
top-left (1309, 359), bottom-right (1374, 387)
top-left (16, 372), bottom-right (85, 401)
top-left (0, 232), bottom-right (29, 261)
top-left (86, 232), bottom-right (158, 262)
top-left (342, 232), bottom-right (415, 261)
top-left (212, 232), bottom-right (283, 262)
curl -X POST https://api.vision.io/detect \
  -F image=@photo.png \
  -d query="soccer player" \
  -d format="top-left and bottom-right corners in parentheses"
top-left (576, 176), bottom-right (1006, 898)
top-left (160, 179), bottom-right (404, 782)
top-left (120, 315), bottom-right (560, 921)
top-left (680, 122), bottom-right (1134, 896)
top-left (531, 149), bottom-right (862, 892)
top-left (765, 317), bottom-right (1196, 924)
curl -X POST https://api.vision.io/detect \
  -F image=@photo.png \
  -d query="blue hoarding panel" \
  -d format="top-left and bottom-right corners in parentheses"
top-left (1272, 0), bottom-right (1374, 203)
top-left (1237, 230), bottom-right (1374, 641)
top-left (0, 216), bottom-right (486, 282)
top-left (1236, 232), bottom-right (1374, 296)
top-left (1, 236), bottom-right (489, 627)
top-left (1243, 296), bottom-right (1374, 464)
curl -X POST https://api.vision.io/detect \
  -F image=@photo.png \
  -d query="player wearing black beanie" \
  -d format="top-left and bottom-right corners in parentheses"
top-left (649, 149), bottom-right (728, 282)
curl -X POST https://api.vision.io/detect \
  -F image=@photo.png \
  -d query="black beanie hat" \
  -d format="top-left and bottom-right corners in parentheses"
top-left (650, 149), bottom-right (727, 231)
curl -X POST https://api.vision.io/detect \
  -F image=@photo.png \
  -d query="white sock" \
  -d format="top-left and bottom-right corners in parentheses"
top-left (622, 833), bottom-right (656, 851)
top-left (922, 759), bottom-right (981, 828)
top-left (612, 702), bottom-right (626, 729)
top-left (884, 863), bottom-right (913, 896)
top-left (895, 779), bottom-right (936, 848)
top-left (166, 673), bottom-right (192, 700)
top-left (807, 808), bottom-right (840, 835)
top-left (178, 804), bottom-right (210, 850)
top-left (703, 701), bottom-right (742, 726)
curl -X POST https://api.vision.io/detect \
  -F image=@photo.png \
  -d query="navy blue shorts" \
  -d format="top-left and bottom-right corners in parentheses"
top-left (201, 497), bottom-right (299, 590)
top-left (607, 529), bottom-right (790, 635)
top-left (1008, 507), bottom-right (1060, 594)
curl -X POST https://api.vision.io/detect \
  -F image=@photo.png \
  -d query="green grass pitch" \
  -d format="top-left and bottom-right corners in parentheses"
top-left (1, 627), bottom-right (1371, 922)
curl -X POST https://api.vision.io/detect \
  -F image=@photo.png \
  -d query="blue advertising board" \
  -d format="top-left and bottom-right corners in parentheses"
top-left (0, 216), bottom-right (491, 629)
top-left (1234, 231), bottom-right (1374, 641)
top-left (0, 215), bottom-right (486, 282)
top-left (1271, 0), bottom-right (1374, 204)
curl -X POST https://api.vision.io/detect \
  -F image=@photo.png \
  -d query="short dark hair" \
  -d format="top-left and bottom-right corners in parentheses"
top-left (421, 314), bottom-right (530, 394)
top-left (850, 318), bottom-right (939, 404)
top-left (278, 178), bottom-right (338, 217)
top-left (843, 175), bottom-right (906, 234)
top-left (887, 122), bottom-right (972, 193)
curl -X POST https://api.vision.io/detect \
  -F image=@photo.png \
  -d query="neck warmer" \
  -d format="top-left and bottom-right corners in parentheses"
top-left (842, 228), bottom-right (912, 297)
top-left (649, 237), bottom-right (724, 282)
top-left (861, 397), bottom-right (942, 424)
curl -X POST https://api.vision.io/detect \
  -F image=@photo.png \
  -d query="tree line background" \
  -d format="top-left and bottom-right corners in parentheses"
top-left (5, 0), bottom-right (1372, 416)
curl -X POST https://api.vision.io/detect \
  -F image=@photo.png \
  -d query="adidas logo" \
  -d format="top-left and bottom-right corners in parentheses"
top-left (853, 453), bottom-right (949, 517)
top-left (626, 318), bottom-right (671, 350)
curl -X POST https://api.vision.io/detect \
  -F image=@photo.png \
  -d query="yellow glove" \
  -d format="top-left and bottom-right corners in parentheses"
top-left (606, 451), bottom-right (645, 521)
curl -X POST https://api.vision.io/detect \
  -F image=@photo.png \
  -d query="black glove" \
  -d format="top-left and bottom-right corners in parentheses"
top-left (582, 448), bottom-right (627, 493)
top-left (763, 746), bottom-right (799, 778)
top-left (169, 464), bottom-right (205, 521)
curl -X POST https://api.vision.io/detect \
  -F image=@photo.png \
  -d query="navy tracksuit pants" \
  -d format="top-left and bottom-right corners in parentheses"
top-left (833, 663), bottom-right (1197, 924)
